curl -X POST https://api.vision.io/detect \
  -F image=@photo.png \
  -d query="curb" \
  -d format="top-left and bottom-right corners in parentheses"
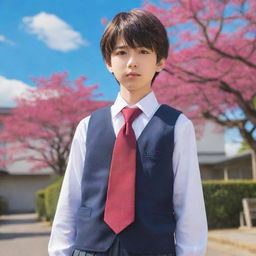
top-left (208, 234), bottom-right (256, 253)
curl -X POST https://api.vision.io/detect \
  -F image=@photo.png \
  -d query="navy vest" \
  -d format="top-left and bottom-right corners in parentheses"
top-left (74, 104), bottom-right (182, 254)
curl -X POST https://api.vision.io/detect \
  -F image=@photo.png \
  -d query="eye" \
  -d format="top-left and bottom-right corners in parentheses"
top-left (116, 50), bottom-right (126, 55)
top-left (140, 49), bottom-right (150, 54)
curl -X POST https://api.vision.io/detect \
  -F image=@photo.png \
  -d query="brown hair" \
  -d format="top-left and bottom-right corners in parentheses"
top-left (100, 9), bottom-right (169, 83)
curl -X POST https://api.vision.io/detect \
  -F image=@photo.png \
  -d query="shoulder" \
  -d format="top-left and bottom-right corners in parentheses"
top-left (78, 105), bottom-right (111, 127)
top-left (155, 104), bottom-right (182, 125)
top-left (158, 104), bottom-right (194, 131)
top-left (91, 105), bottom-right (111, 116)
top-left (73, 115), bottom-right (91, 141)
top-left (74, 105), bottom-right (112, 137)
top-left (175, 113), bottom-right (196, 142)
top-left (176, 113), bottom-right (193, 128)
top-left (160, 104), bottom-right (182, 115)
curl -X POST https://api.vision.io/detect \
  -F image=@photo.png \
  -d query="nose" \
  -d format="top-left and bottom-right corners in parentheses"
top-left (127, 52), bottom-right (138, 68)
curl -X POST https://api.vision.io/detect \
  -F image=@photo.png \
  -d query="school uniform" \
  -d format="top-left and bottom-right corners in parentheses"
top-left (48, 91), bottom-right (208, 256)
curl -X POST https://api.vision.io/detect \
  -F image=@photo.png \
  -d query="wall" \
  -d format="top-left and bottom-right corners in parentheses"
top-left (0, 174), bottom-right (55, 213)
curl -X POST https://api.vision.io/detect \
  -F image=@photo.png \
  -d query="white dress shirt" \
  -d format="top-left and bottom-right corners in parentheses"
top-left (48, 91), bottom-right (208, 256)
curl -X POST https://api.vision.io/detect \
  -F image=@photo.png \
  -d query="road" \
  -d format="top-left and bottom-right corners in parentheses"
top-left (0, 213), bottom-right (255, 256)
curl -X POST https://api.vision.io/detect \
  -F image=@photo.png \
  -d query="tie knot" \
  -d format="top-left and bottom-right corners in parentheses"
top-left (121, 107), bottom-right (142, 124)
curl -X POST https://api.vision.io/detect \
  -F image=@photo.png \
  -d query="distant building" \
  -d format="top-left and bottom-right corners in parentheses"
top-left (0, 107), bottom-right (54, 213)
top-left (196, 122), bottom-right (252, 180)
top-left (0, 107), bottom-right (253, 213)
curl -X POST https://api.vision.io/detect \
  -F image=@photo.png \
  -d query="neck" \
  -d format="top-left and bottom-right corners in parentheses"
top-left (120, 87), bottom-right (152, 106)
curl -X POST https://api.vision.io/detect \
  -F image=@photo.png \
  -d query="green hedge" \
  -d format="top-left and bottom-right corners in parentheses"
top-left (0, 196), bottom-right (8, 215)
top-left (35, 190), bottom-right (46, 220)
top-left (36, 179), bottom-right (256, 229)
top-left (203, 180), bottom-right (256, 229)
top-left (45, 180), bottom-right (63, 222)
top-left (35, 177), bottom-right (63, 222)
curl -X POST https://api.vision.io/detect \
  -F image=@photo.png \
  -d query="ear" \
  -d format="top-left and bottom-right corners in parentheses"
top-left (105, 61), bottom-right (113, 73)
top-left (155, 58), bottom-right (166, 72)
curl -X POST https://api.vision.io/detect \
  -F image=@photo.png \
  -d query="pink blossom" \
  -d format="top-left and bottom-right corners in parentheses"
top-left (0, 72), bottom-right (111, 175)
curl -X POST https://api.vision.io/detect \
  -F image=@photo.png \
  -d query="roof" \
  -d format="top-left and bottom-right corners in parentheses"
top-left (0, 107), bottom-right (12, 115)
top-left (0, 168), bottom-right (53, 176)
top-left (198, 151), bottom-right (252, 165)
top-left (0, 170), bottom-right (9, 175)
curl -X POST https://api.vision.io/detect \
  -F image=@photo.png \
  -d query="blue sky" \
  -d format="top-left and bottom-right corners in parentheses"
top-left (0, 0), bottom-right (160, 106)
top-left (0, 0), bottom-right (242, 154)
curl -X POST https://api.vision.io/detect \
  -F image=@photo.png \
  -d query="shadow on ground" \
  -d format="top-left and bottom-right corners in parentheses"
top-left (0, 217), bottom-right (38, 225)
top-left (0, 232), bottom-right (50, 240)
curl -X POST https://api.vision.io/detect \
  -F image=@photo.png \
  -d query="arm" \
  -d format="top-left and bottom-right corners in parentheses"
top-left (172, 114), bottom-right (208, 256)
top-left (48, 117), bottom-right (89, 256)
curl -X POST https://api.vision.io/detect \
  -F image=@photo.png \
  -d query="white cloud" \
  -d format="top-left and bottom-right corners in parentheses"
top-left (225, 142), bottom-right (241, 156)
top-left (22, 12), bottom-right (88, 51)
top-left (0, 76), bottom-right (32, 107)
top-left (0, 34), bottom-right (14, 45)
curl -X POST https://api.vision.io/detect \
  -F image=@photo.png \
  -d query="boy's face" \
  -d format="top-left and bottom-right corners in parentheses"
top-left (105, 36), bottom-right (166, 95)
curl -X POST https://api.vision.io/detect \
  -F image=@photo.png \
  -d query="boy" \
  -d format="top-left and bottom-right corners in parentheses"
top-left (48, 9), bottom-right (208, 256)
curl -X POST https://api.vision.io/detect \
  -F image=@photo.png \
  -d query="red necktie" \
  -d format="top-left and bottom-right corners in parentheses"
top-left (104, 107), bottom-right (142, 234)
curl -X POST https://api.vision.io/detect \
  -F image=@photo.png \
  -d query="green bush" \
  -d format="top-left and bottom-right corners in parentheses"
top-left (45, 178), bottom-right (63, 222)
top-left (35, 190), bottom-right (46, 220)
top-left (36, 178), bottom-right (256, 229)
top-left (0, 196), bottom-right (8, 215)
top-left (203, 180), bottom-right (256, 229)
top-left (35, 177), bottom-right (63, 222)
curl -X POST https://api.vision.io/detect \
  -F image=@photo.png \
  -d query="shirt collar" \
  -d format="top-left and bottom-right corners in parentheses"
top-left (111, 90), bottom-right (160, 119)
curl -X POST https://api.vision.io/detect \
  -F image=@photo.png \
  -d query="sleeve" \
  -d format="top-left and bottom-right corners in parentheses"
top-left (48, 116), bottom-right (89, 256)
top-left (172, 114), bottom-right (208, 256)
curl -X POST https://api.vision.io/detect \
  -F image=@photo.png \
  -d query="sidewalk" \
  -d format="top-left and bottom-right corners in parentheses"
top-left (0, 213), bottom-right (51, 256)
top-left (0, 213), bottom-right (255, 256)
top-left (209, 228), bottom-right (256, 253)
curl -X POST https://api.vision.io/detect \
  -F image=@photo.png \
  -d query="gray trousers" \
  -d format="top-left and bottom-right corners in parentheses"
top-left (72, 237), bottom-right (175, 256)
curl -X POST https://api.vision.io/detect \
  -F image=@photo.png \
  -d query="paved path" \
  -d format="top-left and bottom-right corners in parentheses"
top-left (0, 213), bottom-right (255, 256)
top-left (209, 228), bottom-right (256, 252)
top-left (206, 240), bottom-right (255, 256)
top-left (0, 213), bottom-right (51, 256)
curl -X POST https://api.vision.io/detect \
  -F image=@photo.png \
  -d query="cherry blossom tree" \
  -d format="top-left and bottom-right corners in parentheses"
top-left (0, 72), bottom-right (111, 176)
top-left (144, 0), bottom-right (256, 178)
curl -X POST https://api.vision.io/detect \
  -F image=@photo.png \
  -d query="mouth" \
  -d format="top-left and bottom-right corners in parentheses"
top-left (126, 72), bottom-right (140, 77)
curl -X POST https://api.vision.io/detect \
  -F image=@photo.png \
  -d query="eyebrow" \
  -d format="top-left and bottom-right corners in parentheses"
top-left (113, 45), bottom-right (129, 50)
top-left (113, 45), bottom-right (151, 53)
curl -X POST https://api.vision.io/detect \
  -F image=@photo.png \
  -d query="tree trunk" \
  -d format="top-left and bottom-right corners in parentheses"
top-left (252, 150), bottom-right (256, 180)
